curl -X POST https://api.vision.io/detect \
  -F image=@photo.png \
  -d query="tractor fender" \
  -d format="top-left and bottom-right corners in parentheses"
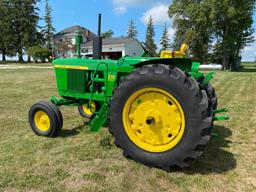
top-left (131, 58), bottom-right (193, 72)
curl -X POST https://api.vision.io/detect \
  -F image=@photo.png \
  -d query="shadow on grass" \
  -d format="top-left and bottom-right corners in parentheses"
top-left (184, 125), bottom-right (236, 175)
top-left (58, 122), bottom-right (236, 174)
top-left (59, 121), bottom-right (89, 138)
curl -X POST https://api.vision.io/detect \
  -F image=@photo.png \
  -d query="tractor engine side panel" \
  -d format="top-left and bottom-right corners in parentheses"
top-left (55, 68), bottom-right (68, 91)
top-left (55, 68), bottom-right (89, 95)
top-left (67, 69), bottom-right (87, 93)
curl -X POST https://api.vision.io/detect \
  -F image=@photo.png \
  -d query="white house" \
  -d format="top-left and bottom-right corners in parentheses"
top-left (81, 37), bottom-right (144, 60)
top-left (53, 25), bottom-right (95, 58)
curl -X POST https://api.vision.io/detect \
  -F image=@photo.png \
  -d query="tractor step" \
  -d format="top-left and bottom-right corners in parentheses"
top-left (213, 108), bottom-right (229, 121)
top-left (89, 103), bottom-right (108, 132)
top-left (214, 115), bottom-right (230, 121)
top-left (214, 108), bottom-right (229, 114)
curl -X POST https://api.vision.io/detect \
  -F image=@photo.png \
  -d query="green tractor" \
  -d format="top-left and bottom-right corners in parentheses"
top-left (28, 15), bottom-right (228, 171)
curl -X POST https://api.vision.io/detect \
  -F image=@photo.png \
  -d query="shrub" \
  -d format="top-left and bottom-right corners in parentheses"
top-left (27, 46), bottom-right (51, 63)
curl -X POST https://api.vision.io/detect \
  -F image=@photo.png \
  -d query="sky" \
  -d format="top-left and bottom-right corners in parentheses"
top-left (38, 0), bottom-right (256, 62)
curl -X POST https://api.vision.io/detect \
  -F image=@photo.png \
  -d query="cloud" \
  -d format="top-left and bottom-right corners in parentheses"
top-left (141, 4), bottom-right (170, 25)
top-left (114, 6), bottom-right (127, 15)
top-left (167, 27), bottom-right (175, 41)
top-left (112, 0), bottom-right (150, 15)
top-left (113, 0), bottom-right (155, 6)
top-left (112, 0), bottom-right (170, 15)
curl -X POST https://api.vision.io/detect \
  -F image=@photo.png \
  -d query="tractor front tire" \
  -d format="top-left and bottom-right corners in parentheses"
top-left (28, 101), bottom-right (63, 137)
top-left (78, 101), bottom-right (97, 119)
top-left (109, 65), bottom-right (213, 170)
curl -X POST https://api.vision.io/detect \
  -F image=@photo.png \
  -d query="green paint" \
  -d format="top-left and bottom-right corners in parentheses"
top-left (203, 72), bottom-right (216, 86)
top-left (49, 96), bottom-right (78, 106)
top-left (75, 30), bottom-right (82, 58)
top-left (213, 108), bottom-right (229, 121)
top-left (51, 52), bottom-right (223, 132)
top-left (89, 103), bottom-right (108, 132)
top-left (214, 115), bottom-right (230, 121)
top-left (214, 108), bottom-right (229, 114)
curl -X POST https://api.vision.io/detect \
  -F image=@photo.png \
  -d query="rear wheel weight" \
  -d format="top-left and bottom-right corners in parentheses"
top-left (109, 65), bottom-right (213, 170)
top-left (122, 87), bottom-right (186, 153)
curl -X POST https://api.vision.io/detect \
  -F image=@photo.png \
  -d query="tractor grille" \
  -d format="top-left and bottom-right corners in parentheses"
top-left (67, 69), bottom-right (86, 93)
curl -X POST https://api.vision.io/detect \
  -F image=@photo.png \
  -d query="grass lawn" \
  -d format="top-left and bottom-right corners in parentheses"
top-left (0, 65), bottom-right (256, 192)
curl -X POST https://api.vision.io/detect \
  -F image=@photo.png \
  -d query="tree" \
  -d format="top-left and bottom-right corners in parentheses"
top-left (101, 30), bottom-right (114, 39)
top-left (211, 0), bottom-right (255, 70)
top-left (0, 0), bottom-right (41, 62)
top-left (55, 39), bottom-right (75, 58)
top-left (169, 0), bottom-right (214, 62)
top-left (0, 0), bottom-right (8, 61)
top-left (169, 0), bottom-right (255, 69)
top-left (127, 19), bottom-right (138, 38)
top-left (0, 0), bottom-right (16, 61)
top-left (145, 16), bottom-right (157, 56)
top-left (27, 46), bottom-right (51, 63)
top-left (24, 0), bottom-right (41, 62)
top-left (160, 23), bottom-right (170, 51)
top-left (43, 0), bottom-right (55, 50)
top-left (7, 0), bottom-right (40, 62)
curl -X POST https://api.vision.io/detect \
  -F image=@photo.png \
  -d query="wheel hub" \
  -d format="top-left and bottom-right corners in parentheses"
top-left (123, 88), bottom-right (185, 152)
top-left (82, 101), bottom-right (96, 115)
top-left (34, 111), bottom-right (50, 132)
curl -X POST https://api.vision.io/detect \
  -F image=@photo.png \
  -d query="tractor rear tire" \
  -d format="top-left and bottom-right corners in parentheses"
top-left (206, 83), bottom-right (217, 110)
top-left (197, 77), bottom-right (218, 110)
top-left (109, 65), bottom-right (213, 170)
top-left (28, 101), bottom-right (63, 137)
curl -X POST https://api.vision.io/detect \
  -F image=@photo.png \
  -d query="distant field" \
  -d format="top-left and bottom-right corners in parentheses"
top-left (0, 66), bottom-right (256, 191)
top-left (241, 62), bottom-right (256, 65)
top-left (241, 62), bottom-right (256, 68)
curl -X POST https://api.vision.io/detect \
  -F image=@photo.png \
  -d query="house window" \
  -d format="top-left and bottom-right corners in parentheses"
top-left (81, 49), bottom-right (88, 53)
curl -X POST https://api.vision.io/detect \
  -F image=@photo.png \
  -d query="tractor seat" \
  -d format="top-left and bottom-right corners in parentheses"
top-left (160, 44), bottom-right (189, 59)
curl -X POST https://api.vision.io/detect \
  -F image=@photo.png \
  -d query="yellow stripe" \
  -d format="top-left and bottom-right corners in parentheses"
top-left (54, 65), bottom-right (89, 70)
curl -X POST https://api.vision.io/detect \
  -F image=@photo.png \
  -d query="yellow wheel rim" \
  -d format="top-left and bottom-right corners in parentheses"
top-left (34, 111), bottom-right (51, 132)
top-left (122, 88), bottom-right (185, 153)
top-left (82, 101), bottom-right (96, 115)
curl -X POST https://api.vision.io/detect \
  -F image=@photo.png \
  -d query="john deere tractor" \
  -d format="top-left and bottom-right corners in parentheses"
top-left (28, 15), bottom-right (228, 171)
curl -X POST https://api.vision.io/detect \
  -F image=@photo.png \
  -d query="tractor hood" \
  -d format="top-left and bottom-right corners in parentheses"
top-left (52, 58), bottom-right (119, 71)
top-left (52, 56), bottom-right (198, 73)
top-left (52, 57), bottom-right (157, 72)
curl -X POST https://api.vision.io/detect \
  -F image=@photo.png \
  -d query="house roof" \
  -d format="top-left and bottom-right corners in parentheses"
top-left (82, 37), bottom-right (141, 47)
top-left (53, 25), bottom-right (96, 38)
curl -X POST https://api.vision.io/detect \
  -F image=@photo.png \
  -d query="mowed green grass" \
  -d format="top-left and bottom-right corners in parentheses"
top-left (0, 66), bottom-right (256, 192)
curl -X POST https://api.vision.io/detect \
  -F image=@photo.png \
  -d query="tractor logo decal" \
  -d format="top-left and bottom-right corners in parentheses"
top-left (108, 75), bottom-right (116, 81)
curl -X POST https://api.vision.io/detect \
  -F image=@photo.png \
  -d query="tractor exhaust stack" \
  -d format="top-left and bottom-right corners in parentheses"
top-left (93, 14), bottom-right (102, 60)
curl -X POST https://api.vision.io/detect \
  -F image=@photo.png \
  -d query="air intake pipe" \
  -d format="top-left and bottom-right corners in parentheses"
top-left (93, 14), bottom-right (102, 60)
